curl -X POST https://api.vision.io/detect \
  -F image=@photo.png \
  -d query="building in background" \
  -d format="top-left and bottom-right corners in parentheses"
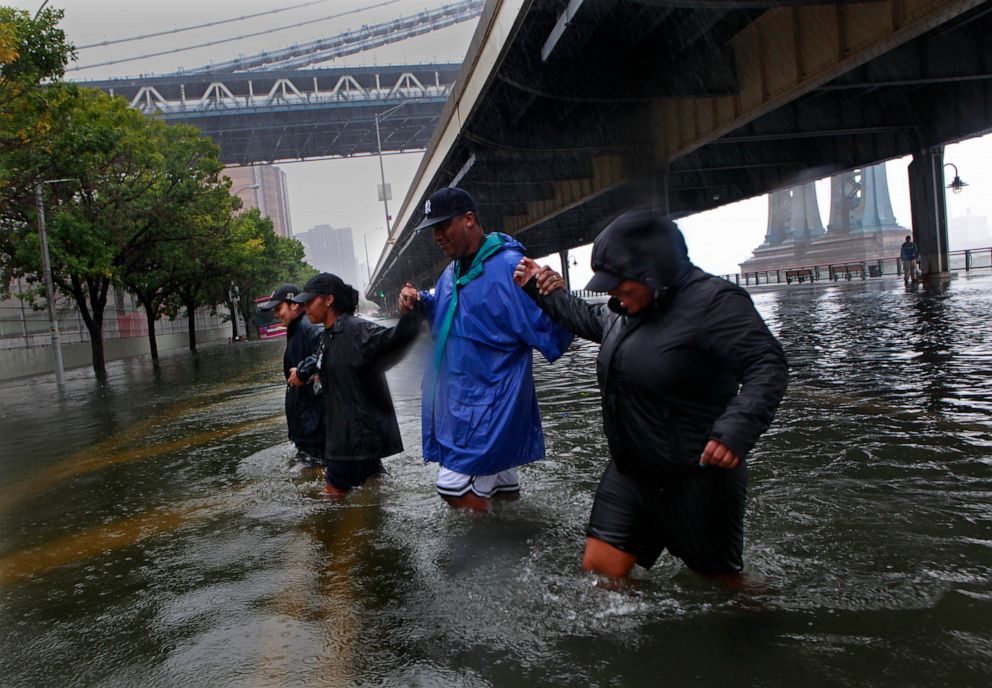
top-left (295, 224), bottom-right (360, 288)
top-left (224, 165), bottom-right (293, 237)
top-left (949, 209), bottom-right (991, 250)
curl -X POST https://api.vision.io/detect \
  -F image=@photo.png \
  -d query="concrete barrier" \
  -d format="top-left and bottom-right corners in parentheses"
top-left (0, 327), bottom-right (230, 381)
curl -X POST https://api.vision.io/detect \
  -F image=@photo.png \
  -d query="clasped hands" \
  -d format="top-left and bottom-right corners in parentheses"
top-left (513, 257), bottom-right (567, 295)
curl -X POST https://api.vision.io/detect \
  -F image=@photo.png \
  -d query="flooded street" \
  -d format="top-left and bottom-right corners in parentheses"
top-left (2, 275), bottom-right (991, 687)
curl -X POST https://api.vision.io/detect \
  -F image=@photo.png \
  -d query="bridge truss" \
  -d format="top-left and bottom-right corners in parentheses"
top-left (79, 64), bottom-right (461, 164)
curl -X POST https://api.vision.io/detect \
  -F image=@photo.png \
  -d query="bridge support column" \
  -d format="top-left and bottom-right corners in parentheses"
top-left (559, 250), bottom-right (571, 292)
top-left (650, 167), bottom-right (671, 215)
top-left (908, 146), bottom-right (950, 277)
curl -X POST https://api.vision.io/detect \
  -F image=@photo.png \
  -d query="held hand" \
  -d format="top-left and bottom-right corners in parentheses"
top-left (287, 368), bottom-right (304, 387)
top-left (398, 282), bottom-right (419, 314)
top-left (535, 266), bottom-right (566, 296)
top-left (699, 439), bottom-right (740, 469)
top-left (513, 257), bottom-right (541, 287)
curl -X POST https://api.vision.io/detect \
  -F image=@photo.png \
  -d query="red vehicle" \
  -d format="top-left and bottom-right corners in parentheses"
top-left (254, 296), bottom-right (287, 339)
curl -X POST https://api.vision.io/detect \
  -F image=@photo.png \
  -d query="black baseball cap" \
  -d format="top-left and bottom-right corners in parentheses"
top-left (257, 283), bottom-right (301, 310)
top-left (413, 186), bottom-right (477, 232)
top-left (290, 272), bottom-right (345, 303)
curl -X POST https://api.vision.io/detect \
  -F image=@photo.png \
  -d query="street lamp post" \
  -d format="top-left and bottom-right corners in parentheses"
top-left (232, 183), bottom-right (260, 201)
top-left (373, 102), bottom-right (417, 235)
top-left (34, 179), bottom-right (75, 389)
top-left (374, 113), bottom-right (392, 235)
top-left (943, 162), bottom-right (968, 194)
top-left (364, 227), bottom-right (383, 285)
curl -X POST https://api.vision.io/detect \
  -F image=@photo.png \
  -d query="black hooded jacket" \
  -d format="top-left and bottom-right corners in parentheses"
top-left (525, 209), bottom-right (786, 478)
top-left (284, 312), bottom-right (324, 447)
top-left (528, 269), bottom-right (787, 477)
top-left (317, 310), bottom-right (423, 463)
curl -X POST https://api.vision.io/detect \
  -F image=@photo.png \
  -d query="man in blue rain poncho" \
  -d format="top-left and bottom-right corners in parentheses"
top-left (414, 187), bottom-right (573, 510)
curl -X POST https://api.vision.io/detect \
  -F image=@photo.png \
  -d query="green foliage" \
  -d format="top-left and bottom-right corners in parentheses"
top-left (0, 6), bottom-right (76, 212)
top-left (227, 209), bottom-right (317, 338)
top-left (0, 6), bottom-right (74, 86)
top-left (0, 4), bottom-right (316, 367)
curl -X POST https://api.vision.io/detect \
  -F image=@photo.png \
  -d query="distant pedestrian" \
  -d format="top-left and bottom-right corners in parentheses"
top-left (258, 284), bottom-right (325, 466)
top-left (412, 187), bottom-right (573, 510)
top-left (514, 209), bottom-right (788, 581)
top-left (900, 235), bottom-right (919, 284)
top-left (291, 273), bottom-right (422, 496)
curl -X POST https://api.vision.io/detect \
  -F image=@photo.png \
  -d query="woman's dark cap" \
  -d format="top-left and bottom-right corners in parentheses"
top-left (291, 273), bottom-right (346, 303)
top-left (585, 209), bottom-right (690, 291)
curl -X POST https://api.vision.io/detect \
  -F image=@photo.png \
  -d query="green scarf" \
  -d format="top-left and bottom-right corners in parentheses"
top-left (432, 232), bottom-right (506, 388)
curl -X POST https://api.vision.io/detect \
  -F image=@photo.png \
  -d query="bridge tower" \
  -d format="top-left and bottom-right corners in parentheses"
top-left (800, 164), bottom-right (908, 265)
top-left (740, 163), bottom-right (908, 273)
top-left (738, 182), bottom-right (824, 272)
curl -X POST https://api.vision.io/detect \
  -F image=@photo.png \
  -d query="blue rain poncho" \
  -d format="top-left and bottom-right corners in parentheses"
top-left (419, 233), bottom-right (573, 475)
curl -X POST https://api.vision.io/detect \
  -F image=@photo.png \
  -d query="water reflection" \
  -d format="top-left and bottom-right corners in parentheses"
top-left (1, 277), bottom-right (991, 687)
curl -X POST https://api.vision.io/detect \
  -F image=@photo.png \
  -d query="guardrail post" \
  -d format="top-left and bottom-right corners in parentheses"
top-left (965, 250), bottom-right (972, 271)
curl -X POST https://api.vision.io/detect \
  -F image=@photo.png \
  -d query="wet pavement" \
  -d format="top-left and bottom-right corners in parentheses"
top-left (1, 274), bottom-right (991, 687)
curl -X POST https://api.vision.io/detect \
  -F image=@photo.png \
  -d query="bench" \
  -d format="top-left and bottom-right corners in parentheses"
top-left (785, 268), bottom-right (814, 284)
top-left (831, 263), bottom-right (866, 281)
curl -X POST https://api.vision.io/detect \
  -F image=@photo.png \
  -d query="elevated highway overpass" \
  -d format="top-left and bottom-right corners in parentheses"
top-left (369, 0), bottom-right (992, 299)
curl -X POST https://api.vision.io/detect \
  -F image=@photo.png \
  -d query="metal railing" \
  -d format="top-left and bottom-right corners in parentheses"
top-left (718, 247), bottom-right (992, 287)
top-left (0, 305), bottom-right (236, 351)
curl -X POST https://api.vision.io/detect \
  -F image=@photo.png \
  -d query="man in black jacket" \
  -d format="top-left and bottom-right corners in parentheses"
top-left (258, 284), bottom-right (325, 466)
top-left (514, 209), bottom-right (788, 580)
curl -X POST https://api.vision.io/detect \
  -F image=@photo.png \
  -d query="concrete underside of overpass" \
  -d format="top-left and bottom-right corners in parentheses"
top-left (370, 0), bottom-right (992, 299)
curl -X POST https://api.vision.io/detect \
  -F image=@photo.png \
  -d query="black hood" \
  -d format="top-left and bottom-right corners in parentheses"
top-left (586, 208), bottom-right (692, 291)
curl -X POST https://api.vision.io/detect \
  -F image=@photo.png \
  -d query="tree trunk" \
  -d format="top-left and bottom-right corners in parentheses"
top-left (239, 295), bottom-right (256, 341)
top-left (143, 301), bottom-right (159, 360)
top-left (186, 298), bottom-right (197, 351)
top-left (89, 323), bottom-right (106, 380)
top-left (68, 275), bottom-right (109, 380)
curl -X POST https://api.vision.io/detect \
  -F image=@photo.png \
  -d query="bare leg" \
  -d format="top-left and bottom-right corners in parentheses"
top-left (582, 536), bottom-right (637, 578)
top-left (321, 482), bottom-right (349, 498)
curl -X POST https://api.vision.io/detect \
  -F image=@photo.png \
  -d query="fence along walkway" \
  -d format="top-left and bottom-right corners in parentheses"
top-left (0, 281), bottom-right (235, 351)
top-left (719, 248), bottom-right (992, 287)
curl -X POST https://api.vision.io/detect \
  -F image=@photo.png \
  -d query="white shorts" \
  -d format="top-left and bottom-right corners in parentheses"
top-left (436, 466), bottom-right (520, 499)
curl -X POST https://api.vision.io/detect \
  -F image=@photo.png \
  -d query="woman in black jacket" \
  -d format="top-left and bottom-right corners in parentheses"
top-left (290, 273), bottom-right (422, 496)
top-left (514, 209), bottom-right (788, 580)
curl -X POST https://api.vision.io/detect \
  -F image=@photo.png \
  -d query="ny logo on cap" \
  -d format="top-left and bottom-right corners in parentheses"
top-left (424, 199), bottom-right (432, 216)
top-left (287, 292), bottom-right (295, 299)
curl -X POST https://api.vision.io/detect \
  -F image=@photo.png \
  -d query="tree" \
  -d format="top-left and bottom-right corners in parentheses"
top-left (0, 6), bottom-right (76, 217)
top-left (229, 209), bottom-right (315, 340)
top-left (120, 124), bottom-right (231, 359)
top-left (3, 87), bottom-right (170, 378)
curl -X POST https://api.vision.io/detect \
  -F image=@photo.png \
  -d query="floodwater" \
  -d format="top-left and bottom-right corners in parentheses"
top-left (1, 275), bottom-right (991, 687)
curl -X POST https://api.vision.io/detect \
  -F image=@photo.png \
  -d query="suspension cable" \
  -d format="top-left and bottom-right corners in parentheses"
top-left (69, 0), bottom-right (406, 72)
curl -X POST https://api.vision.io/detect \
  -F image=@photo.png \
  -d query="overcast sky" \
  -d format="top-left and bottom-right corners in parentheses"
top-left (13, 1), bottom-right (992, 282)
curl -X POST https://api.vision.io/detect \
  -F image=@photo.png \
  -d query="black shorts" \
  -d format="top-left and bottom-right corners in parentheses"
top-left (324, 458), bottom-right (385, 491)
top-left (586, 460), bottom-right (747, 574)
